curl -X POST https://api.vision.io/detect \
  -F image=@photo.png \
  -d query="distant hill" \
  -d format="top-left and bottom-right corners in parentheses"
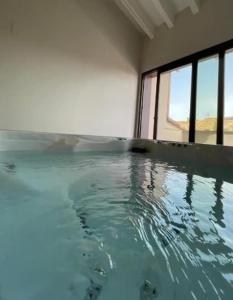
top-left (170, 117), bottom-right (233, 132)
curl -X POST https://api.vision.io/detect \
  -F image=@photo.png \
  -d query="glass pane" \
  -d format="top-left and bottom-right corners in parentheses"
top-left (157, 64), bottom-right (192, 142)
top-left (195, 56), bottom-right (219, 144)
top-left (224, 49), bottom-right (233, 146)
top-left (140, 73), bottom-right (157, 139)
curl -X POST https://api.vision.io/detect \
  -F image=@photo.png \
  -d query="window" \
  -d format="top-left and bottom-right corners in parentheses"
top-left (157, 65), bottom-right (192, 142)
top-left (224, 49), bottom-right (233, 146)
top-left (139, 39), bottom-right (233, 146)
top-left (195, 56), bottom-right (219, 144)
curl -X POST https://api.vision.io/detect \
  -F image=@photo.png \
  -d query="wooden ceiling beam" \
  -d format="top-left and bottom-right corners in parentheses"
top-left (114, 0), bottom-right (155, 39)
top-left (151, 0), bottom-right (175, 29)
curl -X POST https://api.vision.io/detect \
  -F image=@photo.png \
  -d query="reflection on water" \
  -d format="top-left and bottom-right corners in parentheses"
top-left (0, 151), bottom-right (232, 299)
top-left (212, 179), bottom-right (225, 228)
top-left (129, 156), bottom-right (233, 299)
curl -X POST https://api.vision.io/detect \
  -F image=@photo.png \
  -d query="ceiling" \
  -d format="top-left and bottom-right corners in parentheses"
top-left (113, 0), bottom-right (202, 39)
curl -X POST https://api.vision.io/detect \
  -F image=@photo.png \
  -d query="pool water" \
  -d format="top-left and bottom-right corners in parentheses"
top-left (0, 151), bottom-right (232, 300)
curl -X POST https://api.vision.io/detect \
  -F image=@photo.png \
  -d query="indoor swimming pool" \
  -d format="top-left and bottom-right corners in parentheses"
top-left (0, 132), bottom-right (232, 300)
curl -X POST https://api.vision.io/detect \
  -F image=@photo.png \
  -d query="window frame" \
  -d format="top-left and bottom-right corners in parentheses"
top-left (137, 39), bottom-right (233, 145)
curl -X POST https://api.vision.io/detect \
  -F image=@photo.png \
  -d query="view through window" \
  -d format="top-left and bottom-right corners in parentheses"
top-left (195, 56), bottom-right (219, 144)
top-left (157, 65), bottom-right (192, 142)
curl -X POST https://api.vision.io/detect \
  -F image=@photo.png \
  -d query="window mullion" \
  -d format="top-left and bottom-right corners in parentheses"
top-left (189, 60), bottom-right (198, 143)
top-left (153, 72), bottom-right (161, 140)
top-left (217, 51), bottom-right (225, 145)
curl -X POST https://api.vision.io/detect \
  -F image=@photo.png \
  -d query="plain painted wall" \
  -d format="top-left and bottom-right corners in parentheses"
top-left (141, 0), bottom-right (233, 72)
top-left (0, 0), bottom-right (142, 137)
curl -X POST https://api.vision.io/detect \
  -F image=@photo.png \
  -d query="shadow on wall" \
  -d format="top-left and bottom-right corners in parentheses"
top-left (0, 0), bottom-right (141, 73)
top-left (0, 0), bottom-right (141, 136)
top-left (77, 0), bottom-right (142, 71)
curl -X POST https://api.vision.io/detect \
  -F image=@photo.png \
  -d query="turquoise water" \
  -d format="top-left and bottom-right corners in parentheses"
top-left (0, 151), bottom-right (232, 300)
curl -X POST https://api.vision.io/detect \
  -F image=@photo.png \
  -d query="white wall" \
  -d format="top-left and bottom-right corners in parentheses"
top-left (141, 0), bottom-right (233, 72)
top-left (0, 0), bottom-right (142, 137)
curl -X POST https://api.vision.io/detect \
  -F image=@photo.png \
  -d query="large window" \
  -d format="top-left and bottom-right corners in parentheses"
top-left (139, 39), bottom-right (233, 146)
top-left (157, 65), bottom-right (192, 142)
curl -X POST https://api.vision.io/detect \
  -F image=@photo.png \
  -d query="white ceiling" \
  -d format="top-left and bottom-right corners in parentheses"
top-left (113, 0), bottom-right (202, 39)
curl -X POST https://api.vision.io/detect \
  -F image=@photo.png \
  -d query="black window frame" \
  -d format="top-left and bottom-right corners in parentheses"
top-left (137, 39), bottom-right (233, 145)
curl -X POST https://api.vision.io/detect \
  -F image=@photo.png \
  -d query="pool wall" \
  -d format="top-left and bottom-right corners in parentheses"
top-left (0, 130), bottom-right (232, 172)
